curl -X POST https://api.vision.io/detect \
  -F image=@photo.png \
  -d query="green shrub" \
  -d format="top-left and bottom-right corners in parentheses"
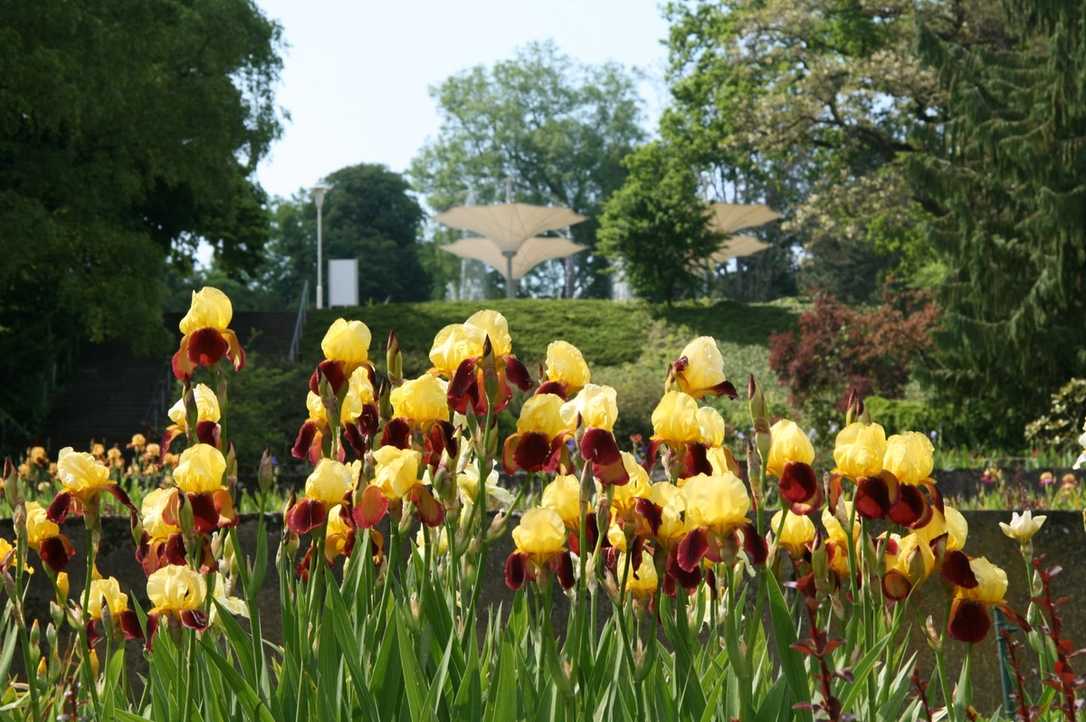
top-left (1025, 378), bottom-right (1086, 450)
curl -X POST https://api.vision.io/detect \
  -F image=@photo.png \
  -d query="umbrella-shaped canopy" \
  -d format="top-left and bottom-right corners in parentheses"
top-left (706, 234), bottom-right (771, 265)
top-left (436, 201), bottom-right (588, 296)
top-left (436, 203), bottom-right (586, 254)
top-left (441, 236), bottom-right (587, 281)
top-left (708, 203), bottom-right (782, 235)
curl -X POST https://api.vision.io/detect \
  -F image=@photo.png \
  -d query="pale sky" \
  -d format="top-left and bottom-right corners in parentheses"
top-left (253, 0), bottom-right (671, 200)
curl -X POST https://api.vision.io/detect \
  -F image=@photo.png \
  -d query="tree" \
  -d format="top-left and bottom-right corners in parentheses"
top-left (906, 0), bottom-right (1086, 445)
top-left (658, 0), bottom-right (1007, 300)
top-left (261, 163), bottom-right (431, 307)
top-left (410, 41), bottom-right (645, 298)
top-left (0, 0), bottom-right (283, 449)
top-left (597, 143), bottom-right (721, 302)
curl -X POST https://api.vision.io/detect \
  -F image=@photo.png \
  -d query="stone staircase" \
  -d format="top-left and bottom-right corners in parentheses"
top-left (43, 312), bottom-right (298, 451)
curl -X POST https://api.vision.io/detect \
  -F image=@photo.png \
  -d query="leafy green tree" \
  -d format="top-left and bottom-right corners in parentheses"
top-left (908, 0), bottom-right (1086, 445)
top-left (0, 0), bottom-right (283, 449)
top-left (659, 0), bottom-right (1005, 300)
top-left (261, 163), bottom-right (431, 307)
top-left (598, 142), bottom-right (720, 302)
top-left (410, 41), bottom-right (645, 298)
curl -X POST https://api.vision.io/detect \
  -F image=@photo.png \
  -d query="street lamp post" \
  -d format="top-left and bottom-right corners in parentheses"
top-left (311, 182), bottom-right (332, 309)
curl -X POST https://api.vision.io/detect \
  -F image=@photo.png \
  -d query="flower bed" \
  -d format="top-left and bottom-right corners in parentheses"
top-left (1, 286), bottom-right (1081, 721)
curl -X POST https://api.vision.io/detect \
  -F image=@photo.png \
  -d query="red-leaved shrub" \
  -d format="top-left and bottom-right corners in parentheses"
top-left (769, 290), bottom-right (938, 412)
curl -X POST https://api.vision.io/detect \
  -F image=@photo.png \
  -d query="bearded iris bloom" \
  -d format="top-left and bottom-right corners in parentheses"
top-left (650, 392), bottom-right (736, 478)
top-left (836, 422), bottom-right (934, 528)
top-left (429, 310), bottom-right (532, 415)
top-left (770, 510), bottom-right (816, 559)
top-left (146, 565), bottom-right (208, 638)
top-left (26, 501), bottom-right (75, 572)
top-left (502, 394), bottom-right (575, 474)
top-left (668, 337), bottom-right (738, 399)
top-left (308, 318), bottom-right (372, 395)
top-left (171, 444), bottom-right (237, 535)
top-left (162, 383), bottom-right (221, 451)
top-left (537, 340), bottom-right (590, 398)
top-left (564, 384), bottom-right (628, 486)
top-left (86, 577), bottom-right (142, 644)
top-left (286, 458), bottom-right (354, 535)
top-left (47, 447), bottom-right (137, 526)
top-left (504, 508), bottom-right (574, 591)
top-left (943, 553), bottom-right (1010, 643)
top-left (172, 287), bottom-right (245, 381)
top-left (135, 487), bottom-right (187, 575)
top-left (387, 374), bottom-right (457, 469)
top-left (293, 367), bottom-right (379, 462)
top-left (675, 472), bottom-right (763, 578)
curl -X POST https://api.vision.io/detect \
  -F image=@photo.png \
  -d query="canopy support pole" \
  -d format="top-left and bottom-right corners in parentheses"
top-left (503, 251), bottom-right (516, 298)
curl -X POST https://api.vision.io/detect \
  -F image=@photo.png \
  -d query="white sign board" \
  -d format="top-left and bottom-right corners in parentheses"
top-left (327, 258), bottom-right (359, 307)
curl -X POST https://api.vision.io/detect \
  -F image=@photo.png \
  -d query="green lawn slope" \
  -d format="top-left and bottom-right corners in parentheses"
top-left (299, 298), bottom-right (801, 441)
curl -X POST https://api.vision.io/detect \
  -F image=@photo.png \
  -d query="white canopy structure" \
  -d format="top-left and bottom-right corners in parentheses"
top-left (706, 234), bottom-right (771, 265)
top-left (696, 203), bottom-right (782, 267)
top-left (436, 202), bottom-right (587, 297)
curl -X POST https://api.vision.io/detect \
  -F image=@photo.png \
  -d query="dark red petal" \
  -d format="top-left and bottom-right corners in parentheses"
top-left (854, 476), bottom-right (891, 519)
top-left (504, 355), bottom-right (532, 391)
top-left (889, 484), bottom-right (927, 528)
top-left (195, 420), bottom-right (221, 447)
top-left (448, 358), bottom-right (478, 403)
top-left (682, 443), bottom-right (712, 477)
top-left (634, 497), bottom-right (663, 536)
top-left (286, 498), bottom-right (327, 536)
top-left (317, 359), bottom-right (347, 395)
top-left (342, 421), bottom-right (367, 459)
top-left (161, 426), bottom-right (184, 452)
top-left (86, 619), bottom-right (102, 648)
top-left (118, 610), bottom-right (143, 640)
top-left (594, 458), bottom-right (630, 487)
top-left (666, 545), bottom-right (702, 590)
top-left (882, 570), bottom-right (913, 601)
top-left (296, 542), bottom-right (316, 582)
top-left (569, 512), bottom-right (601, 556)
top-left (39, 535), bottom-right (74, 572)
top-left (438, 420), bottom-right (458, 458)
top-left (942, 550), bottom-right (978, 588)
top-left (513, 432), bottom-right (551, 472)
top-left (357, 404), bottom-right (379, 439)
top-left (180, 609), bottom-right (209, 631)
top-left (643, 440), bottom-right (661, 474)
top-left (106, 484), bottom-right (138, 518)
top-left (165, 533), bottom-right (187, 566)
top-left (707, 380), bottom-right (739, 399)
top-left (186, 328), bottom-right (229, 367)
top-left (947, 598), bottom-right (991, 643)
top-left (504, 552), bottom-right (527, 590)
top-left (780, 462), bottom-right (818, 504)
top-left (188, 492), bottom-right (219, 535)
top-left (408, 485), bottom-right (445, 527)
top-left (380, 418), bottom-right (412, 450)
top-left (172, 343), bottom-right (195, 381)
top-left (353, 485), bottom-right (389, 529)
top-left (46, 491), bottom-right (72, 524)
top-left (221, 329), bottom-right (246, 372)
top-left (555, 551), bottom-right (575, 590)
top-left (741, 522), bottom-right (769, 566)
top-left (145, 614), bottom-right (159, 651)
top-left (581, 428), bottom-right (622, 466)
top-left (291, 420), bottom-right (320, 461)
top-left (676, 528), bottom-right (709, 573)
top-left (535, 380), bottom-right (567, 399)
